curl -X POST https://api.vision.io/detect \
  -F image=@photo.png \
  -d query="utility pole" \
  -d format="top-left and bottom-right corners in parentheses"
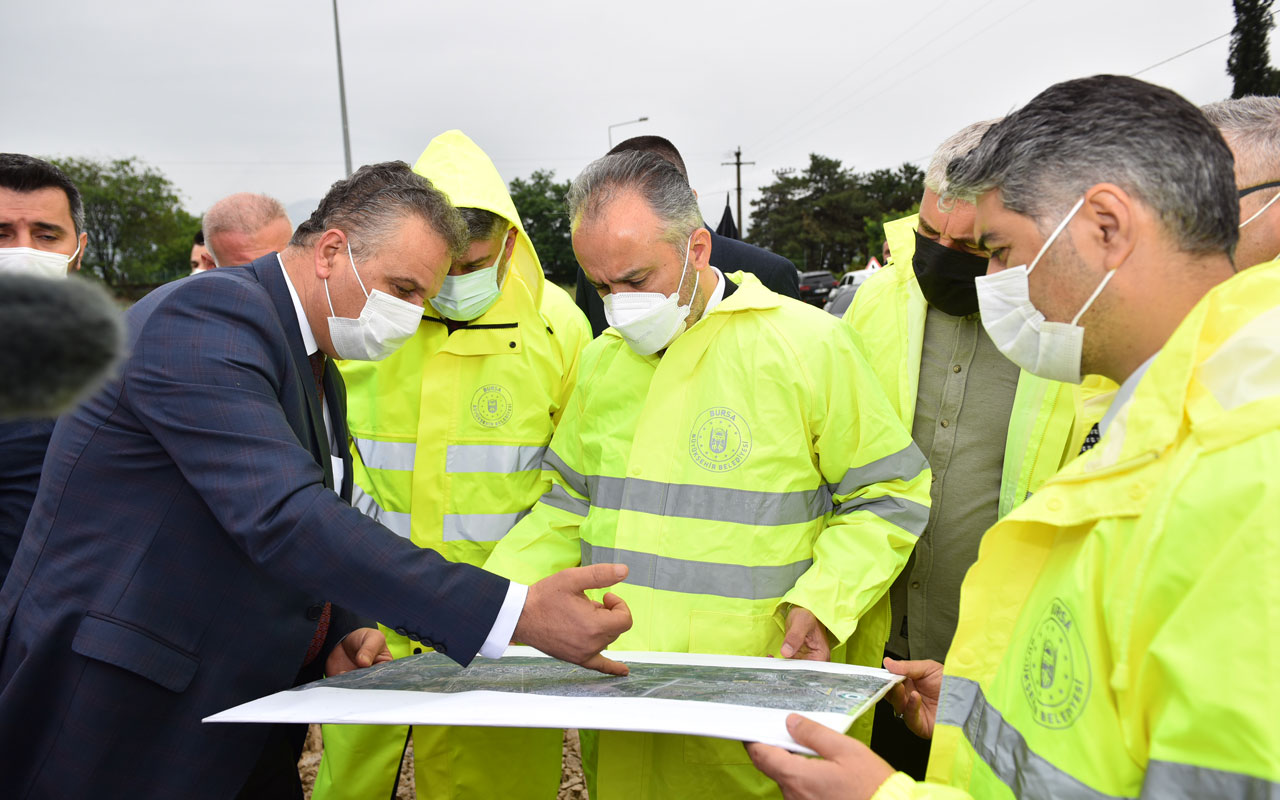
top-left (721, 147), bottom-right (755, 238)
top-left (332, 0), bottom-right (353, 177)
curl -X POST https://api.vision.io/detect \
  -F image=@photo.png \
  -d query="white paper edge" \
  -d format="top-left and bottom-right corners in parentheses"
top-left (204, 647), bottom-right (903, 755)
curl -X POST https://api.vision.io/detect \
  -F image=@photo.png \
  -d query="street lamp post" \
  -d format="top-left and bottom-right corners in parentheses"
top-left (608, 116), bottom-right (650, 147)
top-left (332, 0), bottom-right (353, 177)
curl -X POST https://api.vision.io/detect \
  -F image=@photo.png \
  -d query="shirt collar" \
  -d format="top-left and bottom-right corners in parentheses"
top-left (278, 253), bottom-right (319, 356)
top-left (1098, 351), bottom-right (1159, 437)
top-left (702, 267), bottom-right (726, 315)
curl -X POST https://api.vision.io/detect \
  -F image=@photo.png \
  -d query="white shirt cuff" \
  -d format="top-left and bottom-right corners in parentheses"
top-left (477, 581), bottom-right (527, 659)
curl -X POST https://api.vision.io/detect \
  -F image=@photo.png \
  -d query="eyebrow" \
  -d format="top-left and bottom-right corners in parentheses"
top-left (590, 265), bottom-right (651, 289)
top-left (0, 221), bottom-right (69, 236)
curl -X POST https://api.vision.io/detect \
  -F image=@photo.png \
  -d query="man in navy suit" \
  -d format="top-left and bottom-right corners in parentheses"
top-left (0, 162), bottom-right (632, 799)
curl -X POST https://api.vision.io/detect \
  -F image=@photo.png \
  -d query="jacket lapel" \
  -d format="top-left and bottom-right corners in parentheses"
top-left (248, 255), bottom-right (333, 487)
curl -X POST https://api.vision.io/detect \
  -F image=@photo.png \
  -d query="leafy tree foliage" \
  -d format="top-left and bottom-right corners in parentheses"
top-left (508, 169), bottom-right (576, 284)
top-left (51, 157), bottom-right (198, 293)
top-left (747, 155), bottom-right (923, 273)
top-left (1229, 0), bottom-right (1280, 97)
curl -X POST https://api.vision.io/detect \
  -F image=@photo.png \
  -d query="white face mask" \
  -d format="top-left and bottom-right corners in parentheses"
top-left (324, 240), bottom-right (424, 361)
top-left (0, 242), bottom-right (80, 279)
top-left (602, 233), bottom-right (696, 356)
top-left (429, 229), bottom-right (508, 321)
top-left (976, 197), bottom-right (1117, 384)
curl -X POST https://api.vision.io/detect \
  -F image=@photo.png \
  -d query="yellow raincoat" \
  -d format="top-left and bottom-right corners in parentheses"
top-left (314, 130), bottom-right (589, 800)
top-left (874, 260), bottom-right (1280, 799)
top-left (485, 273), bottom-right (932, 799)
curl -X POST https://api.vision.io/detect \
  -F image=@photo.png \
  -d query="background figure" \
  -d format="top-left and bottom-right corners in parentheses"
top-left (315, 130), bottom-right (588, 800)
top-left (190, 229), bottom-right (212, 273)
top-left (202, 191), bottom-right (293, 268)
top-left (843, 120), bottom-right (1096, 778)
top-left (0, 154), bottom-right (119, 584)
top-left (1202, 96), bottom-right (1280, 269)
top-left (574, 135), bottom-right (799, 336)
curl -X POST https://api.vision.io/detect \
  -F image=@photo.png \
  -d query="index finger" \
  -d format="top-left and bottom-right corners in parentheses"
top-left (581, 652), bottom-right (629, 676)
top-left (565, 562), bottom-right (629, 592)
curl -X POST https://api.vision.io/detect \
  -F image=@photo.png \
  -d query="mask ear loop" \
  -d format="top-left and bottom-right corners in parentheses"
top-left (1070, 267), bottom-right (1117, 326)
top-left (1239, 188), bottom-right (1280, 228)
top-left (674, 232), bottom-right (697, 306)
top-left (325, 235), bottom-right (367, 317)
top-left (1027, 196), bottom-right (1086, 275)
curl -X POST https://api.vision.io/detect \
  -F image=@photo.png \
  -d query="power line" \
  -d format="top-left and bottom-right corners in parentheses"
top-left (1130, 31), bottom-right (1233, 77)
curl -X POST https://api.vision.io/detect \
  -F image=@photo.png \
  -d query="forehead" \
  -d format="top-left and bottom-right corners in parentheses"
top-left (572, 192), bottom-right (672, 280)
top-left (379, 216), bottom-right (449, 276)
top-left (0, 186), bottom-right (74, 227)
top-left (973, 190), bottom-right (1039, 242)
top-left (918, 188), bottom-right (979, 240)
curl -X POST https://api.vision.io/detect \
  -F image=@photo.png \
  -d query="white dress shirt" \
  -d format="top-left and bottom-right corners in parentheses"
top-left (277, 256), bottom-right (526, 658)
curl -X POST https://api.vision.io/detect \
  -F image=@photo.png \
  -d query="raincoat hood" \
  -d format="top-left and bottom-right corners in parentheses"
top-left (412, 129), bottom-right (544, 307)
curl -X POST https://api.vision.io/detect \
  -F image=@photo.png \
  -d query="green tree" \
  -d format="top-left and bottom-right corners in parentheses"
top-left (508, 169), bottom-right (575, 284)
top-left (51, 157), bottom-right (198, 294)
top-left (1228, 0), bottom-right (1280, 97)
top-left (747, 156), bottom-right (922, 272)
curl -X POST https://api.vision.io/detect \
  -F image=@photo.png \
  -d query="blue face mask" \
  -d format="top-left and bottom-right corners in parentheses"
top-left (429, 230), bottom-right (509, 321)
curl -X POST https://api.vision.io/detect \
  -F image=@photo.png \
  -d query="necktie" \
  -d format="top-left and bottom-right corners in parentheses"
top-left (303, 351), bottom-right (332, 667)
top-left (1079, 422), bottom-right (1101, 455)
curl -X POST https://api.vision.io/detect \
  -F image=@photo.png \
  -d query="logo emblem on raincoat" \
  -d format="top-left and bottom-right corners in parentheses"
top-left (689, 407), bottom-right (752, 472)
top-left (471, 384), bottom-right (513, 428)
top-left (1021, 597), bottom-right (1091, 729)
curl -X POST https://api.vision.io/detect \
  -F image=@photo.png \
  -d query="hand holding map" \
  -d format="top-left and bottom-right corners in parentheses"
top-left (512, 563), bottom-right (633, 675)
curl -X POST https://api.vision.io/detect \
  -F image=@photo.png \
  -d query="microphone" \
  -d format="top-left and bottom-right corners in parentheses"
top-left (0, 274), bottom-right (125, 419)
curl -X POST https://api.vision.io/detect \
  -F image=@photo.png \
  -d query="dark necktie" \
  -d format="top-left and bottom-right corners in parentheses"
top-left (1079, 422), bottom-right (1102, 455)
top-left (303, 351), bottom-right (332, 667)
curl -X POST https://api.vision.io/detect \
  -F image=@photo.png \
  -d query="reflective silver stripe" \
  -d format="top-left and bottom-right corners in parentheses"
top-left (831, 443), bottom-right (930, 497)
top-left (442, 512), bottom-right (528, 542)
top-left (581, 542), bottom-right (811, 600)
top-left (589, 476), bottom-right (830, 527)
top-left (351, 486), bottom-right (412, 539)
top-left (540, 484), bottom-right (589, 517)
top-left (938, 675), bottom-right (1133, 800)
top-left (352, 437), bottom-right (416, 472)
top-left (446, 444), bottom-right (546, 474)
top-left (542, 448), bottom-right (589, 497)
top-left (832, 494), bottom-right (929, 536)
top-left (1143, 760), bottom-right (1280, 799)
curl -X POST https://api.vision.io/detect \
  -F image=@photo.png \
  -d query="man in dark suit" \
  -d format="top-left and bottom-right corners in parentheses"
top-left (574, 136), bottom-right (799, 336)
top-left (0, 162), bottom-right (632, 799)
top-left (0, 155), bottom-right (89, 582)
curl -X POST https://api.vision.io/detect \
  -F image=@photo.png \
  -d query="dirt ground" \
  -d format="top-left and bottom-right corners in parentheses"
top-left (299, 726), bottom-right (588, 800)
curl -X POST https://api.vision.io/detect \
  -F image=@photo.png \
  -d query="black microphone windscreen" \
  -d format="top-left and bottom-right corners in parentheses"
top-left (0, 274), bottom-right (125, 419)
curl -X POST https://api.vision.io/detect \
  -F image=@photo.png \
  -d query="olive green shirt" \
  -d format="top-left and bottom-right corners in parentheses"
top-left (887, 305), bottom-right (1020, 662)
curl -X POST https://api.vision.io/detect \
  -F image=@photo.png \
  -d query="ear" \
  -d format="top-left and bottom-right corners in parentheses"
top-left (1080, 183), bottom-right (1137, 271)
top-left (503, 227), bottom-right (517, 262)
top-left (314, 229), bottom-right (349, 280)
top-left (198, 249), bottom-right (216, 271)
top-left (70, 232), bottom-right (88, 272)
top-left (690, 227), bottom-right (713, 272)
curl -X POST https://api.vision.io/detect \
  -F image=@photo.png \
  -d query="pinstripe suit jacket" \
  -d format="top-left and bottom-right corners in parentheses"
top-left (0, 255), bottom-right (508, 798)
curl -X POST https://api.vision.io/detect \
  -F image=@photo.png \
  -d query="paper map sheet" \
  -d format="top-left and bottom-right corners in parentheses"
top-left (205, 647), bottom-right (903, 753)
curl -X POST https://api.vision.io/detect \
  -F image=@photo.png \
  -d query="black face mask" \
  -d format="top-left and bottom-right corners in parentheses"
top-left (910, 229), bottom-right (990, 317)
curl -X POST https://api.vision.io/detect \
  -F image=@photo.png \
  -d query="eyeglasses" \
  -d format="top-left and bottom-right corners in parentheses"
top-left (1238, 180), bottom-right (1280, 199)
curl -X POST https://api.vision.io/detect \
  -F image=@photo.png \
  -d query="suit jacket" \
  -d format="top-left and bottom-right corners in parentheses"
top-left (0, 418), bottom-right (53, 584)
top-left (0, 255), bottom-right (509, 798)
top-left (575, 226), bottom-right (799, 337)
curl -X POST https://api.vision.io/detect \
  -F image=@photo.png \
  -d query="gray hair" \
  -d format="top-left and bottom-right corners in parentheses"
top-left (291, 161), bottom-right (468, 261)
top-left (926, 119), bottom-right (1001, 195)
top-left (567, 151), bottom-right (702, 252)
top-left (458, 207), bottom-right (508, 244)
top-left (945, 75), bottom-right (1238, 256)
top-left (202, 192), bottom-right (290, 267)
top-left (1201, 96), bottom-right (1280, 187)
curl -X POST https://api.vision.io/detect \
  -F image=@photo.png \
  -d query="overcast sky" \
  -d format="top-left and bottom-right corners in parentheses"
top-left (4, 1), bottom-right (1261, 233)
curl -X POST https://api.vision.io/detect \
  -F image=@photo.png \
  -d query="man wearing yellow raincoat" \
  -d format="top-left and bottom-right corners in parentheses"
top-left (484, 150), bottom-right (932, 799)
top-left (313, 130), bottom-right (590, 800)
top-left (748, 75), bottom-right (1280, 800)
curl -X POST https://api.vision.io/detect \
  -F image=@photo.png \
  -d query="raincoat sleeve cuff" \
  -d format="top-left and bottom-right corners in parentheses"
top-left (870, 771), bottom-right (973, 800)
top-left (477, 581), bottom-right (527, 658)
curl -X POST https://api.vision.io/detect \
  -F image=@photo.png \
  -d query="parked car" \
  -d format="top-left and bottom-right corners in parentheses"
top-left (823, 268), bottom-right (876, 317)
top-left (797, 270), bottom-right (836, 306)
